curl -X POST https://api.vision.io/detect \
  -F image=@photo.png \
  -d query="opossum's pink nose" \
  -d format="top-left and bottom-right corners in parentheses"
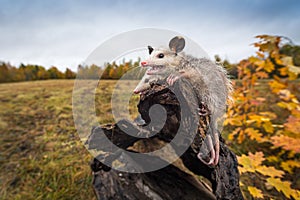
top-left (141, 61), bottom-right (147, 67)
top-left (133, 89), bottom-right (139, 94)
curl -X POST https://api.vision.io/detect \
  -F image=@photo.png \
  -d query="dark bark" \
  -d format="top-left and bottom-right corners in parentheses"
top-left (86, 80), bottom-right (244, 200)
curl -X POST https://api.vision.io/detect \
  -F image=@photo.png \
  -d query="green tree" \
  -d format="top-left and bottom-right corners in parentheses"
top-left (65, 68), bottom-right (76, 79)
top-left (47, 66), bottom-right (64, 79)
top-left (280, 44), bottom-right (300, 66)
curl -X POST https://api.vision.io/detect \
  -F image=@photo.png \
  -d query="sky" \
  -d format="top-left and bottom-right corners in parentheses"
top-left (0, 0), bottom-right (300, 71)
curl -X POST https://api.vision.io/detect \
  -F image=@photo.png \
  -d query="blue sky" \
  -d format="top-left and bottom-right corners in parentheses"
top-left (0, 0), bottom-right (299, 71)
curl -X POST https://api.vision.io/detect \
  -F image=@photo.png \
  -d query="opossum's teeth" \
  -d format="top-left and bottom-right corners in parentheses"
top-left (146, 65), bottom-right (164, 75)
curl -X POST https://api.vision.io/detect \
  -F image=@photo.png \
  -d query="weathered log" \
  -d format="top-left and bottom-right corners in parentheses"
top-left (91, 155), bottom-right (216, 200)
top-left (87, 80), bottom-right (243, 200)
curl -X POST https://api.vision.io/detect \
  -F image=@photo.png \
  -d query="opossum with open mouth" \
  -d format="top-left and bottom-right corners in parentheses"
top-left (134, 36), bottom-right (232, 166)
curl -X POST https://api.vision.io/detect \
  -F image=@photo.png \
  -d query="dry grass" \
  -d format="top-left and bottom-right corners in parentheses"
top-left (0, 80), bottom-right (139, 200)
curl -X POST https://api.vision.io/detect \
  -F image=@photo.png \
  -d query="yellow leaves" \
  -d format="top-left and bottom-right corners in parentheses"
top-left (238, 152), bottom-right (265, 173)
top-left (244, 128), bottom-right (266, 142)
top-left (227, 111), bottom-right (277, 143)
top-left (266, 178), bottom-right (300, 199)
top-left (238, 152), bottom-right (285, 178)
top-left (224, 116), bottom-right (243, 126)
top-left (288, 65), bottom-right (300, 75)
top-left (238, 153), bottom-right (299, 199)
top-left (276, 89), bottom-right (300, 111)
top-left (278, 89), bottom-right (294, 101)
top-left (277, 101), bottom-right (299, 111)
top-left (266, 155), bottom-right (279, 163)
top-left (281, 160), bottom-right (300, 173)
top-left (259, 111), bottom-right (277, 120)
top-left (248, 56), bottom-right (260, 64)
top-left (262, 121), bottom-right (274, 133)
top-left (228, 127), bottom-right (242, 141)
top-left (279, 67), bottom-right (288, 76)
top-left (226, 35), bottom-right (300, 200)
top-left (255, 165), bottom-right (284, 178)
top-left (263, 59), bottom-right (275, 73)
top-left (281, 56), bottom-right (293, 66)
top-left (281, 56), bottom-right (300, 80)
top-left (248, 186), bottom-right (264, 199)
top-left (248, 114), bottom-right (272, 126)
top-left (268, 80), bottom-right (286, 93)
top-left (271, 135), bottom-right (300, 153)
top-left (248, 56), bottom-right (274, 73)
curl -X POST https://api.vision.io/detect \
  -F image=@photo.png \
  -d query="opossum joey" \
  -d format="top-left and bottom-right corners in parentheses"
top-left (133, 38), bottom-right (187, 94)
top-left (134, 36), bottom-right (231, 167)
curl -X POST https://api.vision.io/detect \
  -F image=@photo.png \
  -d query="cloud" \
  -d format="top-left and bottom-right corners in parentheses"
top-left (0, 0), bottom-right (299, 71)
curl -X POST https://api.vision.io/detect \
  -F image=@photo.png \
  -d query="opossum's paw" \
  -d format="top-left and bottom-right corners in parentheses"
top-left (197, 133), bottom-right (219, 167)
top-left (198, 102), bottom-right (210, 116)
top-left (197, 135), bottom-right (215, 166)
top-left (166, 74), bottom-right (180, 86)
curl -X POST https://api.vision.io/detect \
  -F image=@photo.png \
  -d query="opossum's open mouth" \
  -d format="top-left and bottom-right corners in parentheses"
top-left (146, 65), bottom-right (164, 75)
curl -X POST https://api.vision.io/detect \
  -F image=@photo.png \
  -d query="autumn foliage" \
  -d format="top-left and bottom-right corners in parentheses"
top-left (224, 35), bottom-right (300, 199)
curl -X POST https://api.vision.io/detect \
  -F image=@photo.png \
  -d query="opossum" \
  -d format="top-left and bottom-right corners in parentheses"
top-left (134, 36), bottom-right (232, 166)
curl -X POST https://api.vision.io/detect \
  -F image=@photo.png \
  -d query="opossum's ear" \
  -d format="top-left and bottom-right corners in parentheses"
top-left (148, 46), bottom-right (154, 55)
top-left (169, 36), bottom-right (185, 53)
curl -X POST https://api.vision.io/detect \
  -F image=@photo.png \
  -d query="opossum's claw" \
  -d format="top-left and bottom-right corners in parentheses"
top-left (212, 131), bottom-right (220, 166)
top-left (198, 132), bottom-right (220, 167)
top-left (197, 134), bottom-right (215, 166)
top-left (167, 74), bottom-right (180, 86)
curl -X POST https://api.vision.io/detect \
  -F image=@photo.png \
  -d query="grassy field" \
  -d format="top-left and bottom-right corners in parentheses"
top-left (0, 80), bottom-right (98, 199)
top-left (0, 79), bottom-right (142, 200)
top-left (1, 79), bottom-right (299, 199)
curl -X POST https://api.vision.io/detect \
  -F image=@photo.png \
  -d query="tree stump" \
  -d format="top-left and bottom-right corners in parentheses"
top-left (86, 80), bottom-right (244, 200)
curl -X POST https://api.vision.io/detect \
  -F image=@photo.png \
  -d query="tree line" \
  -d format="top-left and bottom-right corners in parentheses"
top-left (76, 59), bottom-right (143, 80)
top-left (1, 42), bottom-right (299, 83)
top-left (0, 62), bottom-right (76, 83)
top-left (0, 59), bottom-right (142, 83)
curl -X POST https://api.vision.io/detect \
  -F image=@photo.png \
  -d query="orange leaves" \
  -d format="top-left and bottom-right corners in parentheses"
top-left (226, 35), bottom-right (300, 199)
top-left (256, 71), bottom-right (269, 79)
top-left (254, 35), bottom-right (280, 54)
top-left (284, 115), bottom-right (300, 134)
top-left (271, 135), bottom-right (300, 153)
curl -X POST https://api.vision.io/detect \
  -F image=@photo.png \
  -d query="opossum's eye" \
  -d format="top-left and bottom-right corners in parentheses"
top-left (158, 53), bottom-right (164, 58)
